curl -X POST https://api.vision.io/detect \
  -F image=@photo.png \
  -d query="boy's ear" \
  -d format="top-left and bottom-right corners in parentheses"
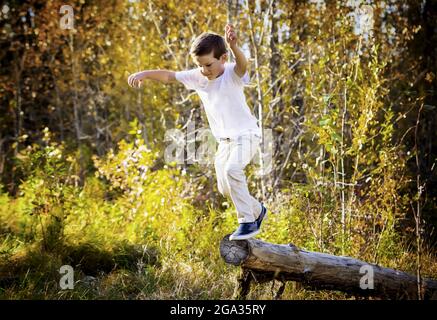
top-left (220, 52), bottom-right (228, 62)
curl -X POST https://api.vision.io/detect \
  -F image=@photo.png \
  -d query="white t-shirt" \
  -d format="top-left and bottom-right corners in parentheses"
top-left (175, 62), bottom-right (261, 140)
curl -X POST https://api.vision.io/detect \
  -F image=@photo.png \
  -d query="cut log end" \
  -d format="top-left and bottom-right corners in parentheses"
top-left (219, 234), bottom-right (249, 265)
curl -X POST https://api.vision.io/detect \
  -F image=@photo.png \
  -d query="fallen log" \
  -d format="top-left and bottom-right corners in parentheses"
top-left (219, 235), bottom-right (437, 300)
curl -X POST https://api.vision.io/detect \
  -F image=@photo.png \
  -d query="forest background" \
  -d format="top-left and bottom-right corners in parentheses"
top-left (0, 0), bottom-right (436, 299)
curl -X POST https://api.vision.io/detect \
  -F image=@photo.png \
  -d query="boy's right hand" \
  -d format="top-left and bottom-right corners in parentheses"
top-left (127, 72), bottom-right (143, 88)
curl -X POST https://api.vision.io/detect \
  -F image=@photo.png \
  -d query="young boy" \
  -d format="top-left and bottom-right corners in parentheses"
top-left (127, 24), bottom-right (267, 240)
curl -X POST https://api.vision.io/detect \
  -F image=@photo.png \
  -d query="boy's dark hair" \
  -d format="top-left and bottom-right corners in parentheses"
top-left (190, 32), bottom-right (227, 59)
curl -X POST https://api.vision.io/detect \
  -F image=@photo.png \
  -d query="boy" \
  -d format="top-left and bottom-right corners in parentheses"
top-left (127, 24), bottom-right (267, 240)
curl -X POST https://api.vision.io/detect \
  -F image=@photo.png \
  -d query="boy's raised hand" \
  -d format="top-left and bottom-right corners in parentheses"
top-left (127, 72), bottom-right (143, 89)
top-left (225, 24), bottom-right (237, 48)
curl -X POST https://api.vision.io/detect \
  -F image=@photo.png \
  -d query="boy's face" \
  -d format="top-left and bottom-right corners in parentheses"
top-left (192, 51), bottom-right (227, 80)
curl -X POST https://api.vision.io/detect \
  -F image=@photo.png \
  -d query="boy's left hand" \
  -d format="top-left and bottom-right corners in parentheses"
top-left (225, 24), bottom-right (237, 48)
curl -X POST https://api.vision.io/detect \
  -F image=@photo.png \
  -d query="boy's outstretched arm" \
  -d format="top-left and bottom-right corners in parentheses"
top-left (127, 70), bottom-right (177, 88)
top-left (225, 24), bottom-right (247, 77)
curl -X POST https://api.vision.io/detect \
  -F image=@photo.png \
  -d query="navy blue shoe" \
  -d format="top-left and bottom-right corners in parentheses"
top-left (229, 221), bottom-right (260, 240)
top-left (256, 203), bottom-right (268, 229)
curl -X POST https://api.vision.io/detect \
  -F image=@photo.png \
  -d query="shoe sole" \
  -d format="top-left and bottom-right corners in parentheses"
top-left (229, 229), bottom-right (260, 241)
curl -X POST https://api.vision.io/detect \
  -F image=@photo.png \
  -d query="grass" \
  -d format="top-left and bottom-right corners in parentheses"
top-left (1, 188), bottom-right (436, 300)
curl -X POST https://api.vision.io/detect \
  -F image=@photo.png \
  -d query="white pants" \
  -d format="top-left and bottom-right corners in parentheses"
top-left (214, 133), bottom-right (262, 223)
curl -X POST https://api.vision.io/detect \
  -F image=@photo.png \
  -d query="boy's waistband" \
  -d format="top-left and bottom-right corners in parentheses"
top-left (218, 129), bottom-right (262, 141)
top-left (218, 133), bottom-right (261, 142)
top-left (219, 137), bottom-right (232, 142)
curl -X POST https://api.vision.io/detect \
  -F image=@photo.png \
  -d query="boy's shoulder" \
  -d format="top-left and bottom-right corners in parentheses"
top-left (225, 62), bottom-right (250, 86)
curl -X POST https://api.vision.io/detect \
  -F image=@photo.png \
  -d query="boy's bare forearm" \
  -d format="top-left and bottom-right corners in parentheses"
top-left (128, 70), bottom-right (176, 88)
top-left (225, 24), bottom-right (247, 76)
top-left (138, 70), bottom-right (175, 83)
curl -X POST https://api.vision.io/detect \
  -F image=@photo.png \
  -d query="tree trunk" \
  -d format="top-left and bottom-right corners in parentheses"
top-left (220, 235), bottom-right (437, 300)
top-left (268, 0), bottom-right (282, 195)
top-left (246, 0), bottom-right (266, 201)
